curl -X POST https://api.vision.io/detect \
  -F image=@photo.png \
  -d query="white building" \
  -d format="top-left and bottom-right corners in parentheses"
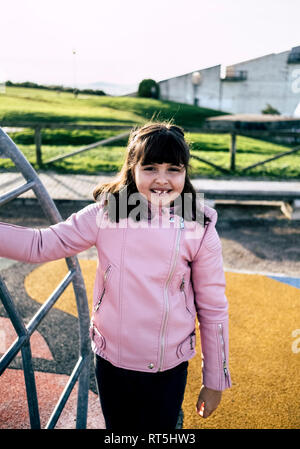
top-left (158, 46), bottom-right (300, 116)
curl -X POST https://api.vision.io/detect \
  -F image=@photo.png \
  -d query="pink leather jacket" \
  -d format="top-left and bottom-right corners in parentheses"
top-left (0, 202), bottom-right (231, 390)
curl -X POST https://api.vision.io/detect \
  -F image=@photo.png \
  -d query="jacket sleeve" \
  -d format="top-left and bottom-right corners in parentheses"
top-left (191, 209), bottom-right (232, 391)
top-left (0, 203), bottom-right (102, 263)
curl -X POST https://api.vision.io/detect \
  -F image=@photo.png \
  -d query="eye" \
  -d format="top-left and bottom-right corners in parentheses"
top-left (169, 166), bottom-right (183, 172)
top-left (143, 166), bottom-right (155, 171)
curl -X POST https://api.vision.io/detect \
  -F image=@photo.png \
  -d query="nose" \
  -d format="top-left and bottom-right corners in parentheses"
top-left (154, 169), bottom-right (169, 185)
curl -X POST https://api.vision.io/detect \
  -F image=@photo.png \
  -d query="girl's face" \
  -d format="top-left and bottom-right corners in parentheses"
top-left (133, 162), bottom-right (186, 207)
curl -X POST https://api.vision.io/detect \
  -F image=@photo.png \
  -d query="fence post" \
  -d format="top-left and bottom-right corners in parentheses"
top-left (230, 132), bottom-right (236, 171)
top-left (34, 126), bottom-right (43, 168)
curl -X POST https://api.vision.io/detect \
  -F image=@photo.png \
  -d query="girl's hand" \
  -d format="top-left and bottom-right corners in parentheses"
top-left (196, 385), bottom-right (222, 418)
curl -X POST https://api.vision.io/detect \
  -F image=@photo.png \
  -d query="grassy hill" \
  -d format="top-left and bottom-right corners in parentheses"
top-left (0, 86), bottom-right (224, 128)
top-left (0, 86), bottom-right (299, 179)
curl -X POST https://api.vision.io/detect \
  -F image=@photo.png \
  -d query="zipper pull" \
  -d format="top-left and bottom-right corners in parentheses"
top-left (180, 217), bottom-right (184, 229)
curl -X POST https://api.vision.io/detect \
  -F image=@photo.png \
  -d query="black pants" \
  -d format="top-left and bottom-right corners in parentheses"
top-left (94, 355), bottom-right (188, 430)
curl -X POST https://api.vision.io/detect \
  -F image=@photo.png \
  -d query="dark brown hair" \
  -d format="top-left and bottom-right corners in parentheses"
top-left (93, 121), bottom-right (210, 225)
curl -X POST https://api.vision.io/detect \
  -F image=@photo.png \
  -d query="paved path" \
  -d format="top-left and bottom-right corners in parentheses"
top-left (0, 171), bottom-right (299, 202)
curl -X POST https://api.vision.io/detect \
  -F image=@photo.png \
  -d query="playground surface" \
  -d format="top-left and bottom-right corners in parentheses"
top-left (0, 175), bottom-right (299, 429)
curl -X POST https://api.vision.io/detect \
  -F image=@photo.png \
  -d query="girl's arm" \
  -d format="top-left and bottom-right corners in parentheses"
top-left (191, 209), bottom-right (232, 392)
top-left (0, 203), bottom-right (102, 263)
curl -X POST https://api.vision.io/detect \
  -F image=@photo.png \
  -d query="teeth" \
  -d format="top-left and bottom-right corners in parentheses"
top-left (154, 190), bottom-right (165, 194)
top-left (152, 190), bottom-right (170, 195)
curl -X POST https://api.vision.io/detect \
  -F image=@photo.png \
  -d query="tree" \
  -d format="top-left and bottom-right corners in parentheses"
top-left (138, 79), bottom-right (160, 99)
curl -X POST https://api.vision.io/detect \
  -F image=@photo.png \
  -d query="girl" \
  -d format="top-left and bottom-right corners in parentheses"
top-left (0, 122), bottom-right (231, 430)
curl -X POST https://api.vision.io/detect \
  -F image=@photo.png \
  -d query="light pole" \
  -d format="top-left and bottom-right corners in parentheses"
top-left (191, 71), bottom-right (201, 106)
top-left (72, 49), bottom-right (77, 97)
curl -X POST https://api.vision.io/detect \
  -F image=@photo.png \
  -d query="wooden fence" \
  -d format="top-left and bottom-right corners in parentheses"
top-left (1, 119), bottom-right (300, 175)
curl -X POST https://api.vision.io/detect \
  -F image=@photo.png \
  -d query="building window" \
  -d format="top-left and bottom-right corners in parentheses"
top-left (222, 66), bottom-right (247, 81)
top-left (287, 46), bottom-right (300, 64)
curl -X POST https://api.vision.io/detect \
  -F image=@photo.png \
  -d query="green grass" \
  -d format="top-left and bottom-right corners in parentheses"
top-left (0, 86), bottom-right (299, 179)
top-left (0, 144), bottom-right (126, 174)
top-left (0, 86), bottom-right (224, 127)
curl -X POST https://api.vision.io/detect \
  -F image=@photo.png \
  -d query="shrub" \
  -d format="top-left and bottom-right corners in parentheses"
top-left (5, 80), bottom-right (105, 96)
top-left (262, 104), bottom-right (280, 115)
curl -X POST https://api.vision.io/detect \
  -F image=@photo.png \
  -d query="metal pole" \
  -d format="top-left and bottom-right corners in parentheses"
top-left (0, 128), bottom-right (91, 429)
top-left (21, 342), bottom-right (41, 429)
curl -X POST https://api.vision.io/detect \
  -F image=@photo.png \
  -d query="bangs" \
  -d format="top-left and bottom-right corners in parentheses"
top-left (138, 131), bottom-right (189, 167)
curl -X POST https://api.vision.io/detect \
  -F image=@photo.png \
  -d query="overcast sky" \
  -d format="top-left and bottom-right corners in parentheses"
top-left (1, 0), bottom-right (300, 89)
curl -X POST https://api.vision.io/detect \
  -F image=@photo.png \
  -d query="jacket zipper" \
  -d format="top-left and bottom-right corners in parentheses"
top-left (176, 330), bottom-right (195, 358)
top-left (190, 331), bottom-right (195, 350)
top-left (180, 275), bottom-right (193, 316)
top-left (95, 264), bottom-right (112, 312)
top-left (180, 276), bottom-right (186, 297)
top-left (158, 217), bottom-right (184, 371)
top-left (218, 323), bottom-right (229, 381)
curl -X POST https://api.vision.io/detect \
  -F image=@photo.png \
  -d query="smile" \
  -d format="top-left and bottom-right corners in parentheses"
top-left (150, 189), bottom-right (172, 196)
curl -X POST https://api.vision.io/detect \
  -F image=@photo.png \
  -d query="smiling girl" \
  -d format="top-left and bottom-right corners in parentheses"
top-left (0, 122), bottom-right (231, 429)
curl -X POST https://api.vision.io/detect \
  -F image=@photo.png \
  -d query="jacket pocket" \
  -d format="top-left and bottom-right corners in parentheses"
top-left (180, 275), bottom-right (193, 317)
top-left (176, 330), bottom-right (196, 358)
top-left (89, 322), bottom-right (106, 350)
top-left (94, 263), bottom-right (113, 312)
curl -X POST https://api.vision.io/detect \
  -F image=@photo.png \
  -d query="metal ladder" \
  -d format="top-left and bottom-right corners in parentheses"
top-left (0, 128), bottom-right (91, 429)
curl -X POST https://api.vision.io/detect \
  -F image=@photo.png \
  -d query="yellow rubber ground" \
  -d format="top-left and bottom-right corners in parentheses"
top-left (25, 260), bottom-right (300, 429)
